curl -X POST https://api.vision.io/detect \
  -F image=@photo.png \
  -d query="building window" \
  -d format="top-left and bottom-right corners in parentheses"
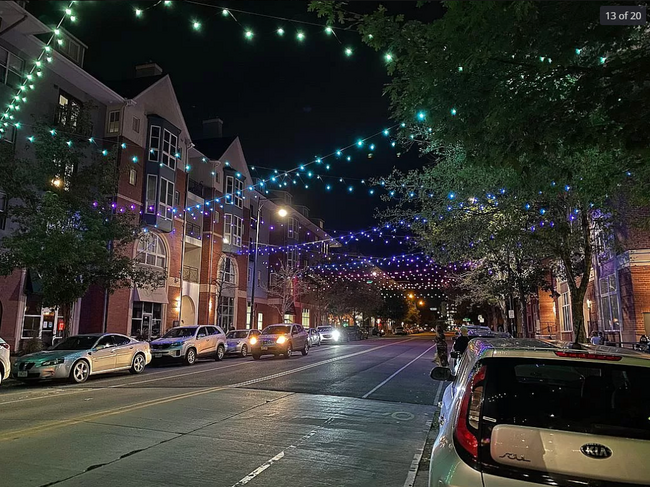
top-left (0, 191), bottom-right (7, 230)
top-left (600, 275), bottom-right (621, 330)
top-left (0, 46), bottom-right (24, 88)
top-left (302, 308), bottom-right (310, 328)
top-left (159, 177), bottom-right (174, 221)
top-left (225, 176), bottom-right (244, 208)
top-left (131, 301), bottom-right (162, 340)
top-left (246, 303), bottom-right (252, 328)
top-left (132, 117), bottom-right (140, 133)
top-left (560, 291), bottom-right (572, 332)
top-left (224, 213), bottom-right (243, 247)
top-left (149, 125), bottom-right (161, 162)
top-left (54, 35), bottom-right (84, 66)
top-left (218, 296), bottom-right (235, 330)
top-left (287, 248), bottom-right (298, 269)
top-left (218, 256), bottom-right (237, 285)
top-left (136, 233), bottom-right (167, 269)
top-left (145, 174), bottom-right (157, 214)
top-left (174, 190), bottom-right (180, 208)
top-left (287, 217), bottom-right (298, 239)
top-left (22, 293), bottom-right (42, 339)
top-left (161, 129), bottom-right (178, 170)
top-left (108, 110), bottom-right (120, 134)
top-left (247, 266), bottom-right (253, 283)
top-left (129, 168), bottom-right (137, 186)
top-left (257, 312), bottom-right (263, 330)
top-left (283, 314), bottom-right (293, 324)
top-left (55, 91), bottom-right (82, 130)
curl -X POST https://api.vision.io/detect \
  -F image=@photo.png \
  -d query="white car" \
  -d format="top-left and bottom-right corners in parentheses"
top-left (225, 329), bottom-right (261, 357)
top-left (150, 325), bottom-right (227, 364)
top-left (429, 338), bottom-right (650, 487)
top-left (0, 336), bottom-right (10, 386)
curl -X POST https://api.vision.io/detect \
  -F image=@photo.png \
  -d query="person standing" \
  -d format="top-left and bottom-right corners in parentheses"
top-left (590, 331), bottom-right (601, 345)
top-left (433, 324), bottom-right (449, 366)
top-left (454, 326), bottom-right (470, 354)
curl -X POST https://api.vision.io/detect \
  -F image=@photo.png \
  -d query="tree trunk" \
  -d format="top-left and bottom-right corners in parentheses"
top-left (518, 297), bottom-right (529, 338)
top-left (571, 295), bottom-right (587, 345)
top-left (61, 301), bottom-right (73, 339)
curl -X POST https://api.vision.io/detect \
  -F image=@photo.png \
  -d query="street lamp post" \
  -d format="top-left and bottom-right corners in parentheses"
top-left (248, 204), bottom-right (287, 330)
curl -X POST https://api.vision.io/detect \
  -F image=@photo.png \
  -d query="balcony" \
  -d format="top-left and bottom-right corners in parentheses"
top-left (188, 179), bottom-right (206, 198)
top-left (182, 265), bottom-right (199, 283)
top-left (185, 221), bottom-right (202, 239)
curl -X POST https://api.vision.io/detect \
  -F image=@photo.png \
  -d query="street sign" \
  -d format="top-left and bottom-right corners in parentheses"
top-left (478, 315), bottom-right (484, 323)
top-left (508, 310), bottom-right (515, 319)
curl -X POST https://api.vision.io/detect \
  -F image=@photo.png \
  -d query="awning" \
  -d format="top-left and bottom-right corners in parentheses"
top-left (24, 269), bottom-right (43, 295)
top-left (132, 286), bottom-right (169, 304)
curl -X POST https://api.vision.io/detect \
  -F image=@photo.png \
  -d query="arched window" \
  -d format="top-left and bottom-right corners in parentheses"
top-left (218, 256), bottom-right (237, 285)
top-left (136, 233), bottom-right (167, 269)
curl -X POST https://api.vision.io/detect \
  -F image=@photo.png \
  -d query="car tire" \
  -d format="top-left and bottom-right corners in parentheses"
top-left (283, 343), bottom-right (292, 359)
top-left (252, 353), bottom-right (261, 360)
top-left (301, 343), bottom-right (309, 356)
top-left (69, 359), bottom-right (90, 384)
top-left (240, 345), bottom-right (248, 358)
top-left (129, 353), bottom-right (146, 374)
top-left (184, 348), bottom-right (197, 366)
top-left (215, 344), bottom-right (225, 361)
top-left (0, 365), bottom-right (3, 387)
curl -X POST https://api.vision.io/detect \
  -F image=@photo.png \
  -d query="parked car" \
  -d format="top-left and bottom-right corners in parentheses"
top-left (0, 337), bottom-right (10, 387)
top-left (343, 326), bottom-right (362, 341)
top-left (394, 326), bottom-right (408, 336)
top-left (150, 325), bottom-right (226, 365)
top-left (359, 327), bottom-right (369, 339)
top-left (251, 323), bottom-right (309, 359)
top-left (225, 329), bottom-right (261, 357)
top-left (428, 338), bottom-right (650, 487)
top-left (12, 333), bottom-right (151, 384)
top-left (317, 326), bottom-right (342, 344)
top-left (307, 328), bottom-right (321, 347)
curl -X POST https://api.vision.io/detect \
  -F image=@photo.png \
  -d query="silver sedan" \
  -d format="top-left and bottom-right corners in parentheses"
top-left (225, 329), bottom-right (261, 357)
top-left (12, 333), bottom-right (151, 384)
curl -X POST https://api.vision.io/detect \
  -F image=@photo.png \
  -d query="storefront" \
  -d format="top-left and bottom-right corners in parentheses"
top-left (131, 287), bottom-right (168, 340)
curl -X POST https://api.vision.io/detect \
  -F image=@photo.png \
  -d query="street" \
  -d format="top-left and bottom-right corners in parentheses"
top-left (0, 335), bottom-right (442, 487)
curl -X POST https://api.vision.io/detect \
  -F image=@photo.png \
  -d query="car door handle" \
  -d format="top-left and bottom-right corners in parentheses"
top-left (110, 350), bottom-right (116, 354)
top-left (130, 346), bottom-right (134, 349)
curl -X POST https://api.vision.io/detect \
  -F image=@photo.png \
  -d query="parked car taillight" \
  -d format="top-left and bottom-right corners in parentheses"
top-left (454, 364), bottom-right (486, 463)
top-left (0, 343), bottom-right (9, 350)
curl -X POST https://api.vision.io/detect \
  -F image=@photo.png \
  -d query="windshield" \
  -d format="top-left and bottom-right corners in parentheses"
top-left (53, 336), bottom-right (99, 351)
top-left (162, 327), bottom-right (197, 338)
top-left (317, 327), bottom-right (332, 332)
top-left (262, 325), bottom-right (291, 335)
top-left (227, 331), bottom-right (249, 339)
top-left (483, 358), bottom-right (650, 440)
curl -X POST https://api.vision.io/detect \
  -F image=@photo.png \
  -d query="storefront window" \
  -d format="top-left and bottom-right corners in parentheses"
top-left (22, 294), bottom-right (42, 338)
top-left (131, 301), bottom-right (163, 340)
top-left (218, 296), bottom-right (234, 330)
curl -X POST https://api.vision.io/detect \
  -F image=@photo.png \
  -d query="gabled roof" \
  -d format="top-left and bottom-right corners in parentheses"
top-left (104, 75), bottom-right (165, 100)
top-left (193, 136), bottom-right (238, 160)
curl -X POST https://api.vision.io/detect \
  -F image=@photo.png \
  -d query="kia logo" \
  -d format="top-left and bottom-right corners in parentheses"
top-left (580, 443), bottom-right (612, 459)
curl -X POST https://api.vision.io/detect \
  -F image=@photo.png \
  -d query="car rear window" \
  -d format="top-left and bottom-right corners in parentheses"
top-left (482, 358), bottom-right (650, 440)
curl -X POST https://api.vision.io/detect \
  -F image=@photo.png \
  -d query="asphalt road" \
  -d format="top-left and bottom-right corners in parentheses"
top-left (0, 334), bottom-right (445, 487)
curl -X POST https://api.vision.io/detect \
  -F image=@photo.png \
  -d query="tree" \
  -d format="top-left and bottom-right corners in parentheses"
top-left (403, 300), bottom-right (421, 326)
top-left (0, 118), bottom-right (165, 337)
top-left (310, 1), bottom-right (650, 342)
top-left (264, 261), bottom-right (309, 322)
top-left (377, 293), bottom-right (408, 324)
top-left (322, 280), bottom-right (383, 327)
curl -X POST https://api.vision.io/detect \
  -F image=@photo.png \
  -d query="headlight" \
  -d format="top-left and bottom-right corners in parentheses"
top-left (332, 330), bottom-right (340, 340)
top-left (250, 337), bottom-right (258, 345)
top-left (41, 358), bottom-right (64, 366)
top-left (171, 341), bottom-right (184, 347)
top-left (276, 335), bottom-right (287, 344)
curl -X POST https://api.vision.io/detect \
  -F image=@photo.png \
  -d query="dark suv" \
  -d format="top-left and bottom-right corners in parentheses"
top-left (251, 323), bottom-right (309, 359)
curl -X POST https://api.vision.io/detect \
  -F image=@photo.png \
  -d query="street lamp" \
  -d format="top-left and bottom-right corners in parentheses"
top-left (248, 203), bottom-right (288, 329)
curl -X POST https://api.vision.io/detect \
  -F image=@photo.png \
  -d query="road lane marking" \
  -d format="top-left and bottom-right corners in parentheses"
top-left (231, 450), bottom-right (285, 486)
top-left (361, 345), bottom-right (436, 399)
top-left (0, 339), bottom-right (415, 441)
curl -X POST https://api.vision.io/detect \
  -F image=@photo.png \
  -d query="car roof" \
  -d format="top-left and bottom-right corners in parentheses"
top-left (469, 338), bottom-right (650, 366)
top-left (172, 325), bottom-right (199, 329)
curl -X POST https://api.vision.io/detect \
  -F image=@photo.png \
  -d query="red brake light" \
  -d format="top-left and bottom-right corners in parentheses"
top-left (0, 343), bottom-right (9, 350)
top-left (455, 365), bottom-right (486, 460)
top-left (554, 351), bottom-right (622, 361)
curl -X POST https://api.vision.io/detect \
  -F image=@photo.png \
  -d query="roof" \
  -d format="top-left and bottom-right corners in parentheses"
top-left (193, 136), bottom-right (238, 160)
top-left (104, 75), bottom-right (166, 100)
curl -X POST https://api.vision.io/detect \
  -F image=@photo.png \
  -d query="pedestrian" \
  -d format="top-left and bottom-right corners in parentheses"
top-left (640, 335), bottom-right (649, 345)
top-left (433, 324), bottom-right (448, 367)
top-left (453, 326), bottom-right (470, 355)
top-left (590, 331), bottom-right (601, 345)
top-left (598, 331), bottom-right (605, 345)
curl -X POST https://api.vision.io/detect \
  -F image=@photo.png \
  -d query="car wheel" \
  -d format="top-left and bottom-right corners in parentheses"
top-left (69, 359), bottom-right (90, 384)
top-left (240, 345), bottom-right (248, 358)
top-left (129, 353), bottom-right (146, 374)
top-left (252, 353), bottom-right (261, 360)
top-left (215, 344), bottom-right (225, 361)
top-left (185, 348), bottom-right (197, 366)
top-left (283, 343), bottom-right (292, 359)
top-left (301, 343), bottom-right (309, 356)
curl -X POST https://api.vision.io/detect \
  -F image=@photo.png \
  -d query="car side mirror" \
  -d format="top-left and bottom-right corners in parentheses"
top-left (430, 367), bottom-right (455, 382)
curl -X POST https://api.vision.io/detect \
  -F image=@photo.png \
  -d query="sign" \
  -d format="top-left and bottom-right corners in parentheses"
top-left (508, 310), bottom-right (515, 319)
top-left (57, 318), bottom-right (65, 331)
top-left (430, 307), bottom-right (437, 311)
top-left (478, 315), bottom-right (484, 323)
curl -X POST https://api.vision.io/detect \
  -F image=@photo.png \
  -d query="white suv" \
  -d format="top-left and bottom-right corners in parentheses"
top-left (429, 338), bottom-right (650, 487)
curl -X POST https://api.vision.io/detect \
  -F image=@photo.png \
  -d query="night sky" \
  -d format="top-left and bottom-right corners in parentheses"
top-left (28, 1), bottom-right (443, 246)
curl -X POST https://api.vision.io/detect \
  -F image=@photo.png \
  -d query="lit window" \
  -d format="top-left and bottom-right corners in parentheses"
top-left (225, 176), bottom-right (244, 208)
top-left (56, 91), bottom-right (81, 130)
top-left (136, 233), bottom-right (167, 269)
top-left (224, 213), bottom-right (243, 247)
top-left (129, 168), bottom-right (137, 186)
top-left (218, 296), bottom-right (235, 330)
top-left (108, 110), bottom-right (120, 134)
top-left (219, 256), bottom-right (237, 284)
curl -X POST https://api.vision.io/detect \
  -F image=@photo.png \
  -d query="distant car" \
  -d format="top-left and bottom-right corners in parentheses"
top-left (317, 326), bottom-right (342, 344)
top-left (12, 333), bottom-right (151, 384)
top-left (0, 337), bottom-right (10, 387)
top-left (344, 326), bottom-right (362, 341)
top-left (225, 329), bottom-right (261, 357)
top-left (251, 324), bottom-right (309, 359)
top-left (150, 325), bottom-right (226, 365)
top-left (307, 328), bottom-right (321, 347)
top-left (395, 326), bottom-right (408, 336)
top-left (359, 327), bottom-right (369, 340)
top-left (429, 338), bottom-right (650, 487)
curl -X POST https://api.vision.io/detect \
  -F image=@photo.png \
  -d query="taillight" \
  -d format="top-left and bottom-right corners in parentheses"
top-left (554, 351), bottom-right (622, 361)
top-left (455, 365), bottom-right (486, 462)
top-left (0, 343), bottom-right (9, 350)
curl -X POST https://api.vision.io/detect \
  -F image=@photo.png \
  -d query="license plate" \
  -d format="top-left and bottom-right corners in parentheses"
top-left (261, 346), bottom-right (268, 351)
top-left (17, 371), bottom-right (28, 378)
top-left (154, 353), bottom-right (162, 358)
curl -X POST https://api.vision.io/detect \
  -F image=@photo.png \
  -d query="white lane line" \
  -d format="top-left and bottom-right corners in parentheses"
top-left (231, 451), bottom-right (285, 486)
top-left (362, 345), bottom-right (436, 399)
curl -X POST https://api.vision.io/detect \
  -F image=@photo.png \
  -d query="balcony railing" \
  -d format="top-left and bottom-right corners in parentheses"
top-left (182, 265), bottom-right (199, 283)
top-left (188, 179), bottom-right (206, 198)
top-left (185, 221), bottom-right (202, 239)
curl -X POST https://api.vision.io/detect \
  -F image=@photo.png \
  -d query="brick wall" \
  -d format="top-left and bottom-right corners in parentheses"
top-left (0, 270), bottom-right (24, 349)
top-left (629, 266), bottom-right (650, 340)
